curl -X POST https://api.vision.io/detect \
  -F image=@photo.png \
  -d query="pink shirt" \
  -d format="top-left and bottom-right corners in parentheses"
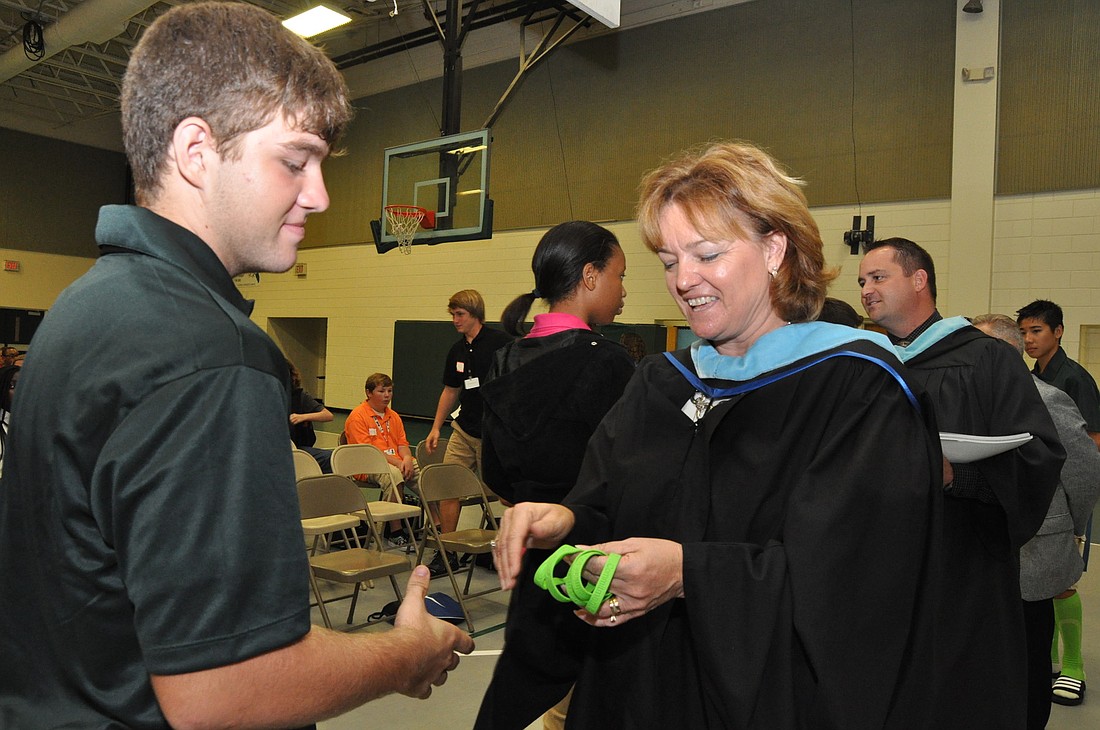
top-left (526, 312), bottom-right (591, 338)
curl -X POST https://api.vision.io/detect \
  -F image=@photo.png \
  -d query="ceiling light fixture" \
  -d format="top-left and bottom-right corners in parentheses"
top-left (282, 5), bottom-right (353, 38)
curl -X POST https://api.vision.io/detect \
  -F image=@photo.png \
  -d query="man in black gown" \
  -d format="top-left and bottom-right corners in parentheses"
top-left (859, 237), bottom-right (1064, 729)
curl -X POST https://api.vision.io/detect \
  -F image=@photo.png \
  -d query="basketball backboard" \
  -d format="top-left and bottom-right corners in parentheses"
top-left (371, 128), bottom-right (492, 254)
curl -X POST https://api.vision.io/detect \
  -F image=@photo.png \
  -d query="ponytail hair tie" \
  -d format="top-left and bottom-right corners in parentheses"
top-left (531, 289), bottom-right (542, 298)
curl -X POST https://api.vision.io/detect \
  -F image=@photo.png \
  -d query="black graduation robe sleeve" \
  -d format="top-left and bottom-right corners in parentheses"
top-left (914, 334), bottom-right (1064, 548)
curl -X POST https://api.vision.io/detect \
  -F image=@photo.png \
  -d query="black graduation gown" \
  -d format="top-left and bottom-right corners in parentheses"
top-left (899, 326), bottom-right (1064, 729)
top-left (479, 329), bottom-right (636, 506)
top-left (475, 330), bottom-right (636, 729)
top-left (561, 339), bottom-right (942, 730)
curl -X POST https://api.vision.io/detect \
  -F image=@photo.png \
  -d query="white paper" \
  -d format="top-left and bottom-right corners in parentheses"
top-left (940, 432), bottom-right (1033, 463)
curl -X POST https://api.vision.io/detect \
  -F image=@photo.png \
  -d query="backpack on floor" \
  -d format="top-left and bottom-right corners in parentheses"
top-left (424, 592), bottom-right (464, 623)
top-left (365, 592), bottom-right (464, 625)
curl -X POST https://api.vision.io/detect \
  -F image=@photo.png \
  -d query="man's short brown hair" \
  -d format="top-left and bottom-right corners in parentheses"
top-left (448, 290), bottom-right (486, 322)
top-left (865, 238), bottom-right (938, 302)
top-left (365, 373), bottom-right (394, 394)
top-left (121, 1), bottom-right (352, 203)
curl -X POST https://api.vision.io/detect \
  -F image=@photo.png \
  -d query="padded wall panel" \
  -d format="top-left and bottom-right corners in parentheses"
top-left (0, 128), bottom-right (127, 258)
top-left (999, 0), bottom-right (1100, 194)
top-left (308, 0), bottom-right (956, 246)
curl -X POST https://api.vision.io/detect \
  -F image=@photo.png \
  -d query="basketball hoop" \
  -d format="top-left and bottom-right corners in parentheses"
top-left (384, 205), bottom-right (434, 255)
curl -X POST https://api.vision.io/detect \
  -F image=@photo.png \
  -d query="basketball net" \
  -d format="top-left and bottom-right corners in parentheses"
top-left (384, 205), bottom-right (426, 255)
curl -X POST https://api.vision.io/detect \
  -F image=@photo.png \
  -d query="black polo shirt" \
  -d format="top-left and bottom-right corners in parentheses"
top-left (1034, 346), bottom-right (1100, 432)
top-left (441, 325), bottom-right (513, 437)
top-left (0, 206), bottom-right (312, 727)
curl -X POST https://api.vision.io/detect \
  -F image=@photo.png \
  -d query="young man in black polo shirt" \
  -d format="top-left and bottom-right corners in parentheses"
top-left (0, 4), bottom-right (471, 728)
top-left (1018, 298), bottom-right (1100, 708)
top-left (1018, 299), bottom-right (1100, 447)
top-left (423, 290), bottom-right (512, 573)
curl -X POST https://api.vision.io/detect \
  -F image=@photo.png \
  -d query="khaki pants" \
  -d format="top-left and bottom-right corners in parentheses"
top-left (365, 463), bottom-right (418, 502)
top-left (542, 687), bottom-right (572, 730)
top-left (443, 421), bottom-right (482, 475)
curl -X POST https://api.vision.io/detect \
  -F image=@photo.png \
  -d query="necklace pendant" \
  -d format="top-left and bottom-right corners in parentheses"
top-left (691, 391), bottom-right (712, 421)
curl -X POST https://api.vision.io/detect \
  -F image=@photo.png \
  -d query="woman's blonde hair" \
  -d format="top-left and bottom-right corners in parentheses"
top-left (637, 141), bottom-right (836, 323)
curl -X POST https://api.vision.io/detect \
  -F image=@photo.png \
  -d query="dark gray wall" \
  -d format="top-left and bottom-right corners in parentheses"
top-left (0, 127), bottom-right (128, 258)
top-left (312, 0), bottom-right (958, 248)
top-left (6, 0), bottom-right (1100, 257)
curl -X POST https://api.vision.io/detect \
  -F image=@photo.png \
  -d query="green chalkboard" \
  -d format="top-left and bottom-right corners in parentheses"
top-left (391, 320), bottom-right (668, 420)
top-left (390, 320), bottom-right (475, 420)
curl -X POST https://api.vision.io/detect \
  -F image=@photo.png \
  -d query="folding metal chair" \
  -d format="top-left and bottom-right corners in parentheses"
top-left (330, 443), bottom-right (422, 554)
top-left (415, 462), bottom-right (500, 632)
top-left (297, 474), bottom-right (411, 630)
top-left (415, 437), bottom-right (448, 468)
top-left (293, 448), bottom-right (359, 554)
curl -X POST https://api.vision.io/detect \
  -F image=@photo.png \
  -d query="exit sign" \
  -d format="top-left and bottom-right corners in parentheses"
top-left (3, 260), bottom-right (19, 272)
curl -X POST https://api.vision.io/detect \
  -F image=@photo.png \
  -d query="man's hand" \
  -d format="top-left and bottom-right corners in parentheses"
top-left (942, 457), bottom-right (954, 487)
top-left (151, 570), bottom-right (475, 726)
top-left (400, 456), bottom-right (417, 480)
top-left (424, 430), bottom-right (440, 455)
top-left (392, 566), bottom-right (475, 698)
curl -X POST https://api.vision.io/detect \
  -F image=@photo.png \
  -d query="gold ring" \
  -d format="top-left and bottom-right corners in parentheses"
top-left (609, 615), bottom-right (617, 624)
top-left (607, 596), bottom-right (622, 616)
top-left (490, 540), bottom-right (497, 549)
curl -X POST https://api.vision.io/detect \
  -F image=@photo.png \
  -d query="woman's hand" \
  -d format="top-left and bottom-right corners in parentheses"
top-left (492, 503), bottom-right (575, 590)
top-left (572, 537), bottom-right (684, 628)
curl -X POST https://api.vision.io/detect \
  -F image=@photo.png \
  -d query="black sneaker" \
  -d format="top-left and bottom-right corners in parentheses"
top-left (385, 534), bottom-right (410, 550)
top-left (427, 552), bottom-right (461, 578)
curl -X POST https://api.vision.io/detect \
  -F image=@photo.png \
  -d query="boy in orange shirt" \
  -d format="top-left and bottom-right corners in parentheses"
top-left (345, 373), bottom-right (417, 545)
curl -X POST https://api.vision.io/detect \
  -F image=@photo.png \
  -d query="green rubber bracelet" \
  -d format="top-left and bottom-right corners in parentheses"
top-left (533, 545), bottom-right (583, 604)
top-left (563, 549), bottom-right (607, 606)
top-left (577, 552), bottom-right (620, 615)
top-left (533, 544), bottom-right (621, 615)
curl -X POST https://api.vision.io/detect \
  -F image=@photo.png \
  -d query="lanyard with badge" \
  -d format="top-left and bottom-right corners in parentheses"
top-left (370, 414), bottom-right (397, 456)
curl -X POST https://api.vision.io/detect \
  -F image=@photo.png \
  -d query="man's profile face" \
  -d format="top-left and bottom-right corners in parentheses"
top-left (205, 114), bottom-right (331, 277)
top-left (450, 308), bottom-right (477, 336)
top-left (857, 246), bottom-right (920, 336)
top-left (1018, 317), bottom-right (1062, 362)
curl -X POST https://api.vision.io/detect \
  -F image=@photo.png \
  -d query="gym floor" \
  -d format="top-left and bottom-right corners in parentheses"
top-left (309, 524), bottom-right (1100, 728)
top-left (315, 416), bottom-right (1100, 728)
